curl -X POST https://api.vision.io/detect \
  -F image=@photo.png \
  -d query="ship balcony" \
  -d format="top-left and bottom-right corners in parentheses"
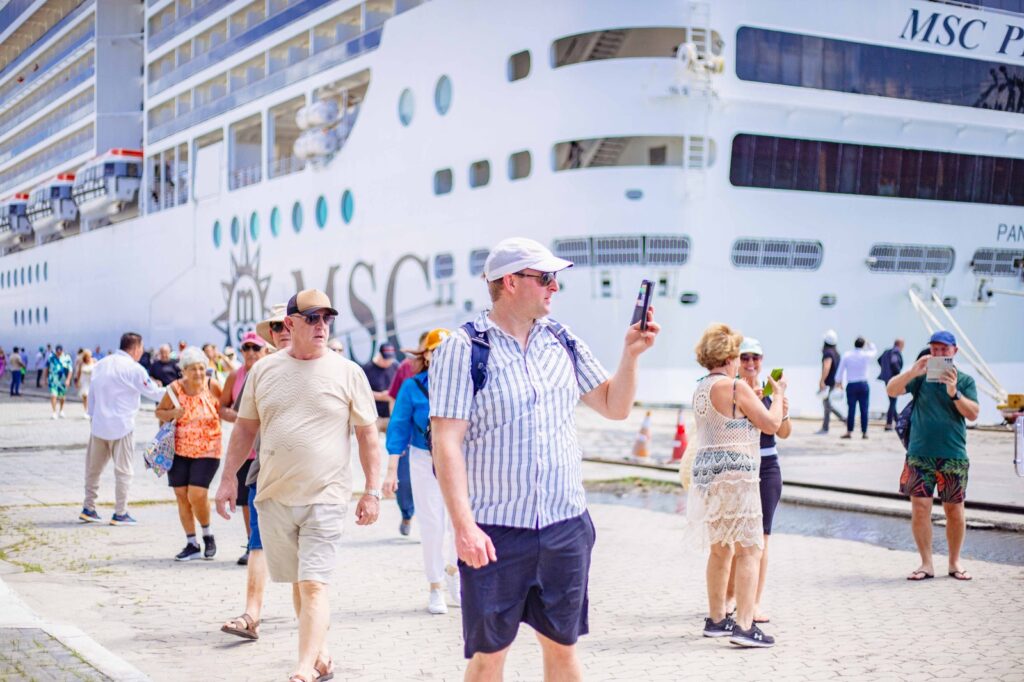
top-left (0, 20), bottom-right (95, 109)
top-left (0, 63), bottom-right (94, 143)
top-left (148, 26), bottom-right (381, 143)
top-left (0, 96), bottom-right (94, 167)
top-left (0, 0), bottom-right (94, 91)
top-left (0, 126), bottom-right (93, 196)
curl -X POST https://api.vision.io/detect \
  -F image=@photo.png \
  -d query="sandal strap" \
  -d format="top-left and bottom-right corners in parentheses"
top-left (241, 613), bottom-right (259, 628)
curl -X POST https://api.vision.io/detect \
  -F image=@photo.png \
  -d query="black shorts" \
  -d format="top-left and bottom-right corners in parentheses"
top-left (459, 511), bottom-right (595, 659)
top-left (167, 456), bottom-right (220, 489)
top-left (235, 460), bottom-right (253, 505)
top-left (759, 455), bottom-right (783, 535)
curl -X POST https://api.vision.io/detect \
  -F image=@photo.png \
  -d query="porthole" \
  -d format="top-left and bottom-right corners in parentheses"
top-left (316, 196), bottom-right (327, 229)
top-left (341, 190), bottom-right (354, 224)
top-left (270, 207), bottom-right (281, 236)
top-left (292, 202), bottom-right (303, 233)
top-left (20, 267), bottom-right (25, 284)
top-left (43, 262), bottom-right (47, 280)
top-left (20, 309), bottom-right (25, 324)
top-left (44, 307), bottom-right (48, 323)
top-left (508, 151), bottom-right (531, 180)
top-left (231, 217), bottom-right (240, 245)
top-left (469, 160), bottom-right (490, 188)
top-left (398, 88), bottom-right (414, 126)
top-left (35, 263), bottom-right (40, 281)
top-left (27, 267), bottom-right (32, 284)
top-left (12, 311), bottom-right (17, 326)
top-left (507, 50), bottom-right (531, 81)
top-left (35, 307), bottom-right (39, 323)
top-left (249, 212), bottom-right (259, 241)
top-left (212, 222), bottom-right (221, 247)
top-left (434, 76), bottom-right (452, 115)
top-left (434, 169), bottom-right (453, 195)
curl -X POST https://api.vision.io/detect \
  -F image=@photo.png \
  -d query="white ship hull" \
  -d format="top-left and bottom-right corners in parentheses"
top-left (1, 0), bottom-right (1022, 422)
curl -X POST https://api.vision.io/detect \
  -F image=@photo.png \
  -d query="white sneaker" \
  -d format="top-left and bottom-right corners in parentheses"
top-left (445, 567), bottom-right (461, 607)
top-left (83, 414), bottom-right (90, 420)
top-left (59, 410), bottom-right (65, 419)
top-left (427, 588), bottom-right (447, 615)
top-left (51, 413), bottom-right (58, 420)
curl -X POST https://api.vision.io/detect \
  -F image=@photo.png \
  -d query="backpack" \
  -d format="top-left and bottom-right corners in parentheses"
top-left (409, 375), bottom-right (433, 453)
top-left (460, 319), bottom-right (580, 396)
top-left (895, 400), bottom-right (914, 450)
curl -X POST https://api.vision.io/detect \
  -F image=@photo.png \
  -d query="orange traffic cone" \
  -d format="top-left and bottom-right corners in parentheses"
top-left (669, 408), bottom-right (688, 462)
top-left (632, 410), bottom-right (652, 459)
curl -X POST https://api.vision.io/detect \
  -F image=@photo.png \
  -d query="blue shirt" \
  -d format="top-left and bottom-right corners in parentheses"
top-left (386, 371), bottom-right (431, 454)
top-left (429, 311), bottom-right (610, 529)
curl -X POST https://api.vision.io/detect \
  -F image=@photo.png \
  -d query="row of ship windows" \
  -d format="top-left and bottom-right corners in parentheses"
top-left (730, 134), bottom-right (1024, 207)
top-left (552, 236), bottom-right (1024, 278)
top-left (10, 306), bottom-right (49, 326)
top-left (737, 26), bottom-right (1024, 114)
top-left (1, 262), bottom-right (48, 289)
top-left (211, 190), bottom-right (355, 247)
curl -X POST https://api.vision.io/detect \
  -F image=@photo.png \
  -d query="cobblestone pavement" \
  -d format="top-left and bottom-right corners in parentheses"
top-left (0, 627), bottom-right (110, 681)
top-left (2, 396), bottom-right (1024, 680)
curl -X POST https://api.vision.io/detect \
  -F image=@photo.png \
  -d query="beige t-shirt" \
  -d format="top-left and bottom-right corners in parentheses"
top-left (238, 349), bottom-right (377, 506)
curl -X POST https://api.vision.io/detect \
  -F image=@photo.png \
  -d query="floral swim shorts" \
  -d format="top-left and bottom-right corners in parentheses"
top-left (899, 456), bottom-right (969, 504)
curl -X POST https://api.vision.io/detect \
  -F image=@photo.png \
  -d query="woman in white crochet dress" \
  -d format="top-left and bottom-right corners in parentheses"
top-left (687, 323), bottom-right (787, 648)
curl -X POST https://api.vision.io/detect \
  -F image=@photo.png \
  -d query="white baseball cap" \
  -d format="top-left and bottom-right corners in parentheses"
top-left (483, 237), bottom-right (573, 282)
top-left (823, 329), bottom-right (838, 345)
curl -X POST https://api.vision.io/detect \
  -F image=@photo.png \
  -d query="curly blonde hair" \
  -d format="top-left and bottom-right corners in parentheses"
top-left (695, 323), bottom-right (743, 370)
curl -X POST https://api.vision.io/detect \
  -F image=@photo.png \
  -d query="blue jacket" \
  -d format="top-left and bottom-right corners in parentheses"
top-left (385, 371), bottom-right (430, 454)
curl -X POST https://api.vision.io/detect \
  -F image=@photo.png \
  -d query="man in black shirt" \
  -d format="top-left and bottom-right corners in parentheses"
top-left (816, 330), bottom-right (844, 434)
top-left (877, 338), bottom-right (905, 431)
top-left (148, 344), bottom-right (182, 387)
top-left (362, 343), bottom-right (398, 430)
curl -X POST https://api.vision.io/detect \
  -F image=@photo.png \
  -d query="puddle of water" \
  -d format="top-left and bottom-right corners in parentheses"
top-left (587, 489), bottom-right (1024, 567)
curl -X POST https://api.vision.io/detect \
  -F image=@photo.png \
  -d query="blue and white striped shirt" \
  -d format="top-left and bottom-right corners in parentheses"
top-left (429, 311), bottom-right (609, 529)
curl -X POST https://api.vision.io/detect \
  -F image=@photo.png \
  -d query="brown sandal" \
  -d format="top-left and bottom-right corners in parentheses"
top-left (314, 655), bottom-right (334, 681)
top-left (221, 613), bottom-right (259, 640)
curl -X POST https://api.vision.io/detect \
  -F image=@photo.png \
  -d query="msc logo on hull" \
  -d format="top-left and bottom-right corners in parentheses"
top-left (213, 231), bottom-right (271, 347)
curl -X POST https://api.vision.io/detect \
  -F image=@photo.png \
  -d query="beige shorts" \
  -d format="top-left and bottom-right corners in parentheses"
top-left (254, 499), bottom-right (347, 584)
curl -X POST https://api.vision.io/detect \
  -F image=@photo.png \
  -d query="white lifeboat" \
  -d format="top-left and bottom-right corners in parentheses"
top-left (27, 173), bottom-right (79, 244)
top-left (72, 148), bottom-right (143, 231)
top-left (0, 193), bottom-right (32, 252)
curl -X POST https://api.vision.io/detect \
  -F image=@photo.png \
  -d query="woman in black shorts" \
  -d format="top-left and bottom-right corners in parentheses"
top-left (726, 337), bottom-right (791, 623)
top-left (155, 347), bottom-right (223, 562)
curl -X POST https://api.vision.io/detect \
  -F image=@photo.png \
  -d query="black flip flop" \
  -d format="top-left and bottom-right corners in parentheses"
top-left (948, 570), bottom-right (972, 581)
top-left (907, 570), bottom-right (934, 581)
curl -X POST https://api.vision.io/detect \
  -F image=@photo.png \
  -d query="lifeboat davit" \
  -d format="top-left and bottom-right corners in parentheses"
top-left (0, 193), bottom-right (32, 252)
top-left (73, 148), bottom-right (143, 231)
top-left (27, 173), bottom-right (78, 244)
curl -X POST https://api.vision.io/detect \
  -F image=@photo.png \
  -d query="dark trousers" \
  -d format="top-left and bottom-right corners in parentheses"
top-left (35, 369), bottom-right (42, 387)
top-left (846, 381), bottom-right (869, 434)
top-left (396, 451), bottom-right (415, 520)
top-left (886, 396), bottom-right (898, 425)
top-left (10, 371), bottom-right (22, 395)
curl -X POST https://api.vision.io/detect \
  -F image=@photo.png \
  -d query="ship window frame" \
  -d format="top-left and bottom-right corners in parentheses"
top-left (508, 151), bottom-right (532, 180)
top-left (292, 201), bottom-right (303, 233)
top-left (970, 247), bottom-right (1024, 277)
top-left (434, 75), bottom-right (452, 115)
top-left (469, 160), bottom-right (491, 188)
top-left (507, 50), bottom-right (531, 81)
top-left (469, 249), bottom-right (489, 276)
top-left (434, 253), bottom-right (455, 280)
top-left (341, 190), bottom-right (354, 224)
top-left (398, 88), bottom-right (415, 126)
top-left (434, 168), bottom-right (453, 195)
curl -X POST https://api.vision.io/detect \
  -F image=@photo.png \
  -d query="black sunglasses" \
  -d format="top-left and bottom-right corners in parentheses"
top-left (297, 312), bottom-right (336, 327)
top-left (269, 321), bottom-right (284, 333)
top-left (740, 354), bottom-right (762, 362)
top-left (241, 344), bottom-right (261, 352)
top-left (514, 271), bottom-right (557, 287)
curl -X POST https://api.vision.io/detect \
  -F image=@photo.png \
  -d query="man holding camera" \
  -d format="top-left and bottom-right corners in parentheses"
top-left (886, 330), bottom-right (979, 582)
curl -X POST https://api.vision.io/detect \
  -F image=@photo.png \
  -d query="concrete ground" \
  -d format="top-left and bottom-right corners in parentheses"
top-left (1, 393), bottom-right (1023, 681)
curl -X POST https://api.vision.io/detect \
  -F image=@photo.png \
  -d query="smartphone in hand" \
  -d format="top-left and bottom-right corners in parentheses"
top-left (630, 280), bottom-right (654, 331)
top-left (763, 368), bottom-right (784, 397)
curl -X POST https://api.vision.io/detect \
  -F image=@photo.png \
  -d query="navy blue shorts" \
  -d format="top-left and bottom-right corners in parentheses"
top-left (247, 485), bottom-right (262, 551)
top-left (459, 511), bottom-right (595, 659)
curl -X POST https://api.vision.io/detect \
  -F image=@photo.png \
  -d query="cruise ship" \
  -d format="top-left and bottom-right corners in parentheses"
top-left (0, 0), bottom-right (1022, 422)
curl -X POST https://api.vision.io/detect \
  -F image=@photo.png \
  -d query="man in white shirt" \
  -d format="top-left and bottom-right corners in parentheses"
top-left (80, 332), bottom-right (166, 525)
top-left (835, 337), bottom-right (877, 440)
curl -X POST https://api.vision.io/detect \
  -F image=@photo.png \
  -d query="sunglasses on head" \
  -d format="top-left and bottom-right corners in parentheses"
top-left (514, 271), bottom-right (557, 286)
top-left (740, 354), bottom-right (762, 362)
top-left (269, 321), bottom-right (284, 333)
top-left (296, 311), bottom-right (336, 326)
top-left (241, 344), bottom-right (261, 352)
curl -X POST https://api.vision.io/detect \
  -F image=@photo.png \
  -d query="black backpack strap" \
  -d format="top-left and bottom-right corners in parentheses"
top-left (547, 319), bottom-right (581, 388)
top-left (461, 321), bottom-right (490, 395)
top-left (411, 375), bottom-right (429, 399)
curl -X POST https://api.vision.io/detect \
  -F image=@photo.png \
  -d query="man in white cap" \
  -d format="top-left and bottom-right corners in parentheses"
top-left (215, 290), bottom-right (381, 682)
top-left (429, 237), bottom-right (660, 680)
top-left (816, 329), bottom-right (844, 434)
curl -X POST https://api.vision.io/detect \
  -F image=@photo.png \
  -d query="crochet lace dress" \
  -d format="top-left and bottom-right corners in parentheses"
top-left (684, 374), bottom-right (764, 550)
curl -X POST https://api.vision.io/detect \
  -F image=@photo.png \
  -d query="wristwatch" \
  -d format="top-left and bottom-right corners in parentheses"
top-left (951, 390), bottom-right (962, 401)
top-left (364, 489), bottom-right (382, 500)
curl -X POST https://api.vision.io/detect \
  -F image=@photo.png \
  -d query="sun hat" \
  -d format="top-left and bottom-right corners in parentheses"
top-left (402, 328), bottom-right (451, 355)
top-left (256, 303), bottom-right (287, 345)
top-left (483, 237), bottom-right (573, 282)
top-left (739, 337), bottom-right (763, 356)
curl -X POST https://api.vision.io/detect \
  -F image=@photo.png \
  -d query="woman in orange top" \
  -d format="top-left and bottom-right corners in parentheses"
top-left (156, 346), bottom-right (223, 562)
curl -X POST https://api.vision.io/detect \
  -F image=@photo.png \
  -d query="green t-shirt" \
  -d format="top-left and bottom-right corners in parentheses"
top-left (906, 370), bottom-right (978, 460)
